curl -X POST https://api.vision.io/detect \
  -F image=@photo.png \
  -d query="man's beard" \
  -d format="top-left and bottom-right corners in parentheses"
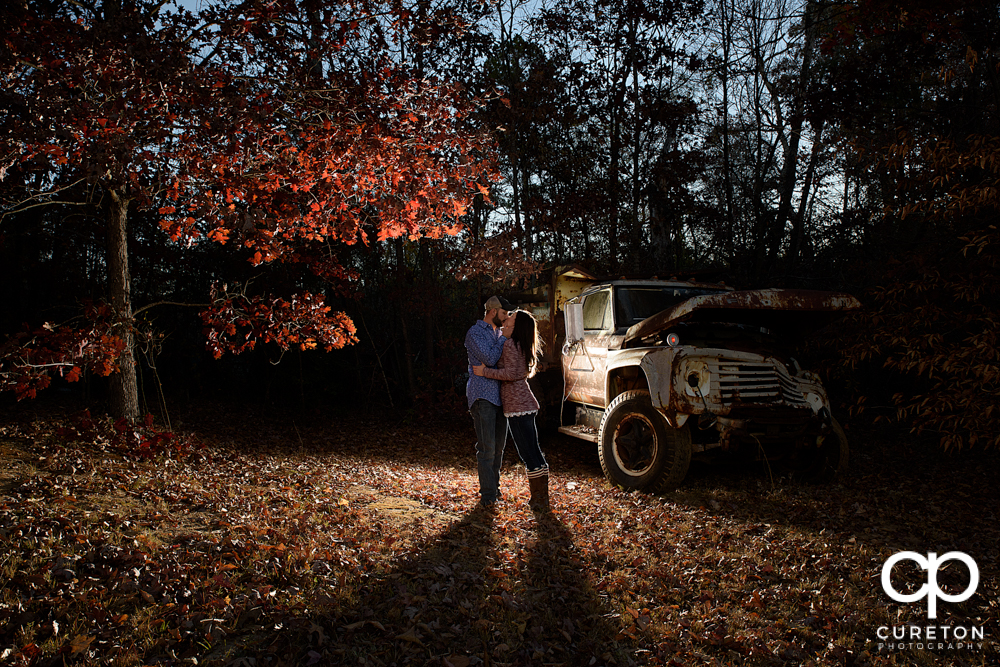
top-left (492, 314), bottom-right (503, 327)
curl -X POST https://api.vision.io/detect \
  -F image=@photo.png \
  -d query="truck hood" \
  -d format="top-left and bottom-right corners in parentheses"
top-left (624, 289), bottom-right (861, 344)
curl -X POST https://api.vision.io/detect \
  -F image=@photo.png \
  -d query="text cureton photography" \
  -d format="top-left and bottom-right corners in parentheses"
top-left (876, 624), bottom-right (985, 652)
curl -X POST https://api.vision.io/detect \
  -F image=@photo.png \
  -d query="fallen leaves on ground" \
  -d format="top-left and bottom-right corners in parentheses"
top-left (0, 403), bottom-right (997, 666)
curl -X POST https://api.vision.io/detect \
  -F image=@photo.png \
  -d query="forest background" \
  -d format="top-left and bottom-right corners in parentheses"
top-left (2, 0), bottom-right (999, 454)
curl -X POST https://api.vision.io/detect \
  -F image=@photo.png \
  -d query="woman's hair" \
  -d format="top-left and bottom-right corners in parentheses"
top-left (509, 309), bottom-right (542, 378)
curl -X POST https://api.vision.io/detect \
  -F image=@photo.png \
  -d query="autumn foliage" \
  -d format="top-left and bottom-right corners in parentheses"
top-left (0, 304), bottom-right (125, 401)
top-left (0, 0), bottom-right (497, 411)
top-left (825, 1), bottom-right (1000, 449)
top-left (842, 134), bottom-right (1000, 449)
top-left (201, 285), bottom-right (358, 359)
top-left (2, 407), bottom-right (998, 665)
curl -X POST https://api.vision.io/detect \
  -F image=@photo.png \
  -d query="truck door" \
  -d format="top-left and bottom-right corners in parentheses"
top-left (564, 288), bottom-right (613, 407)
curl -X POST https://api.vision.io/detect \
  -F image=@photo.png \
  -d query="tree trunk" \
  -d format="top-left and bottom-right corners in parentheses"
top-left (399, 313), bottom-right (417, 401)
top-left (721, 0), bottom-right (735, 265)
top-left (394, 238), bottom-right (417, 401)
top-left (511, 156), bottom-right (525, 252)
top-left (787, 121), bottom-right (824, 280)
top-left (420, 242), bottom-right (435, 373)
top-left (424, 309), bottom-right (435, 372)
top-left (106, 190), bottom-right (139, 421)
top-left (609, 97), bottom-right (621, 269)
top-left (765, 2), bottom-right (817, 275)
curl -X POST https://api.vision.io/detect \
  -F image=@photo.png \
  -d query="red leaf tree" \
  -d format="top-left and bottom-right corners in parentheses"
top-left (0, 0), bottom-right (497, 418)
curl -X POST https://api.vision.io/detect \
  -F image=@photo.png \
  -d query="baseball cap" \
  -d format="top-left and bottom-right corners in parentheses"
top-left (484, 295), bottom-right (513, 311)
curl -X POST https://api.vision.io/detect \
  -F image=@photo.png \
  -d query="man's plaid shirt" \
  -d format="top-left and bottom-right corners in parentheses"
top-left (464, 319), bottom-right (507, 409)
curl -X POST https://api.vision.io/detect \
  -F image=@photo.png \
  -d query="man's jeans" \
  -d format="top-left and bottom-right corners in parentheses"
top-left (470, 399), bottom-right (507, 503)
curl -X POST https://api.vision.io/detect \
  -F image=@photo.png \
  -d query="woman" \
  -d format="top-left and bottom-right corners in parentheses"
top-left (473, 309), bottom-right (550, 511)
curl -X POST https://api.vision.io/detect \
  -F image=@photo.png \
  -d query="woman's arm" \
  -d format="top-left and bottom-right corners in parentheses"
top-left (482, 341), bottom-right (527, 381)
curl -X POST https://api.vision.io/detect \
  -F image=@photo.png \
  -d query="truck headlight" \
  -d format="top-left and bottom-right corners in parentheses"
top-left (681, 360), bottom-right (711, 398)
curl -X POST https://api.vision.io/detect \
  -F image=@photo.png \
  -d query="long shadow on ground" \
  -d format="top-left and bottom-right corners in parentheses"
top-left (237, 508), bottom-right (639, 666)
top-left (339, 509), bottom-right (635, 665)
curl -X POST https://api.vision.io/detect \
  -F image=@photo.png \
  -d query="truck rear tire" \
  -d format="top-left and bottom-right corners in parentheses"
top-left (598, 390), bottom-right (692, 493)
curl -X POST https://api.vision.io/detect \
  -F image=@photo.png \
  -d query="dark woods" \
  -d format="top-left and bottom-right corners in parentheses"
top-left (2, 0), bottom-right (999, 449)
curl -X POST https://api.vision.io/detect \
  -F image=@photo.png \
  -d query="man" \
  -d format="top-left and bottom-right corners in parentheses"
top-left (465, 295), bottom-right (512, 508)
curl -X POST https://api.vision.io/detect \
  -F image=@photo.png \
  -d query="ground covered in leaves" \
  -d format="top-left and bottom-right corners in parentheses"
top-left (1, 401), bottom-right (997, 667)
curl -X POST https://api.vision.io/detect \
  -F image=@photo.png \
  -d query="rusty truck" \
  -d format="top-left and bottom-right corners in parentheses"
top-left (511, 266), bottom-right (860, 493)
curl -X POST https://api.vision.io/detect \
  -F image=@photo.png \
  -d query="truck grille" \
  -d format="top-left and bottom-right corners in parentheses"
top-left (712, 359), bottom-right (808, 407)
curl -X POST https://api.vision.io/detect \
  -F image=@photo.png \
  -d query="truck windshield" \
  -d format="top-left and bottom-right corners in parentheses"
top-left (615, 286), bottom-right (727, 324)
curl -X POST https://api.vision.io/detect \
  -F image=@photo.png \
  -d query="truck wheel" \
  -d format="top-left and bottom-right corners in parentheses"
top-left (598, 390), bottom-right (692, 492)
top-left (790, 418), bottom-right (849, 482)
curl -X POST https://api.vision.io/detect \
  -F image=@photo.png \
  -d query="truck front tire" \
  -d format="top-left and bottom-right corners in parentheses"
top-left (598, 390), bottom-right (692, 493)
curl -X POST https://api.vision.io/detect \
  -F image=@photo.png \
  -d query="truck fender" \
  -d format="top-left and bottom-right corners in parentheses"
top-left (603, 348), bottom-right (689, 429)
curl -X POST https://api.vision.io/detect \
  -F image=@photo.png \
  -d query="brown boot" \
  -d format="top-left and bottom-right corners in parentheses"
top-left (528, 472), bottom-right (549, 511)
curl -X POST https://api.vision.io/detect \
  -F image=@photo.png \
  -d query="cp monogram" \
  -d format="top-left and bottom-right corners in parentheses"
top-left (881, 551), bottom-right (979, 619)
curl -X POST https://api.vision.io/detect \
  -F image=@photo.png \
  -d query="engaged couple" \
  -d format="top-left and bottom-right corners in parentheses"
top-left (464, 295), bottom-right (550, 512)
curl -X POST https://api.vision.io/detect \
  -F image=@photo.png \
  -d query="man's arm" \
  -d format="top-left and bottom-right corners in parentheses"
top-left (465, 325), bottom-right (506, 367)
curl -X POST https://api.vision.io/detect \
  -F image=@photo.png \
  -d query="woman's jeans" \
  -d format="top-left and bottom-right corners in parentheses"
top-left (470, 399), bottom-right (507, 504)
top-left (507, 413), bottom-right (547, 473)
